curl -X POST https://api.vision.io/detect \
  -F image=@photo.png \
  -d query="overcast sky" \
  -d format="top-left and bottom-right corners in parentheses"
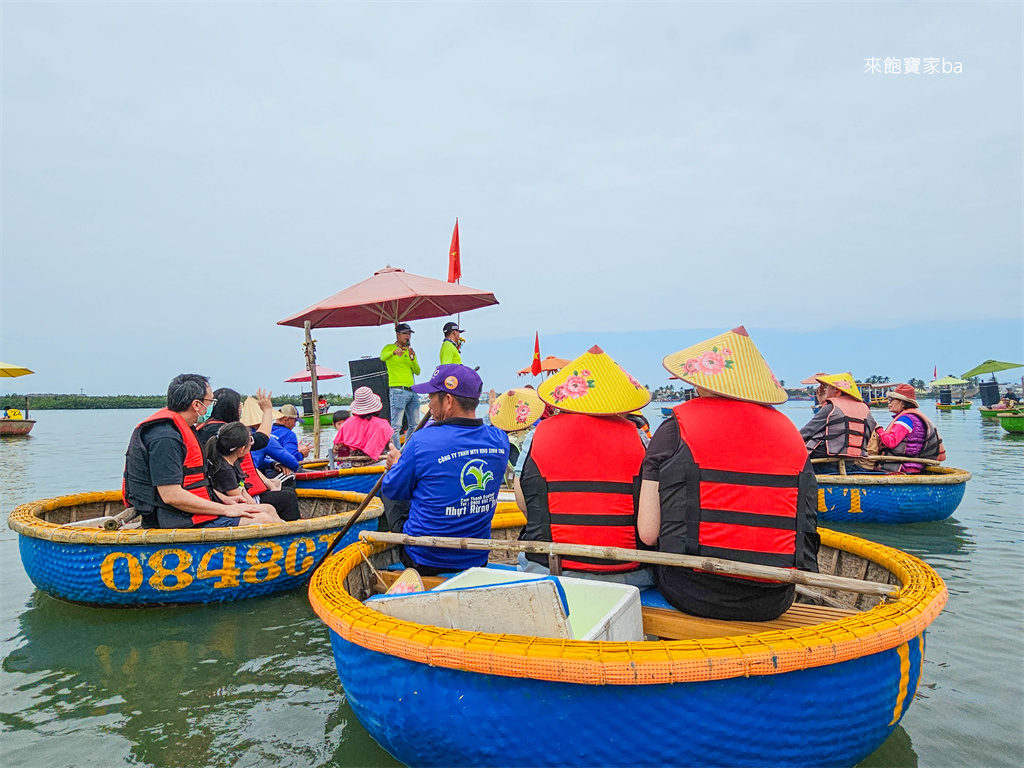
top-left (2, 1), bottom-right (1021, 396)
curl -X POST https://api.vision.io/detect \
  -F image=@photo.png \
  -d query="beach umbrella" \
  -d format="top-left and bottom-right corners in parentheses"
top-left (0, 362), bottom-right (34, 378)
top-left (277, 266), bottom-right (498, 329)
top-left (284, 366), bottom-right (345, 383)
top-left (800, 373), bottom-right (827, 385)
top-left (930, 376), bottom-right (969, 387)
top-left (960, 360), bottom-right (1023, 380)
top-left (277, 266), bottom-right (499, 458)
top-left (517, 356), bottom-right (570, 378)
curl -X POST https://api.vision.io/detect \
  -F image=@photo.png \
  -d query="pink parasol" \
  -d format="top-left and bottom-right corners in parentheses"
top-left (284, 366), bottom-right (345, 383)
top-left (517, 356), bottom-right (570, 378)
top-left (277, 266), bottom-right (498, 329)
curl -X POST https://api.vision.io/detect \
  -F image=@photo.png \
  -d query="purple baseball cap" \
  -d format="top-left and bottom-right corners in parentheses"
top-left (412, 364), bottom-right (483, 399)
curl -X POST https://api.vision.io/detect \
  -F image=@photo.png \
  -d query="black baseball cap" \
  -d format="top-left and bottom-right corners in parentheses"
top-left (395, 323), bottom-right (414, 334)
top-left (443, 322), bottom-right (463, 334)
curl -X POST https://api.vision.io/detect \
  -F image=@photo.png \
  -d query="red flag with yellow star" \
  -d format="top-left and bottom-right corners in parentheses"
top-left (531, 332), bottom-right (541, 376)
top-left (447, 219), bottom-right (461, 283)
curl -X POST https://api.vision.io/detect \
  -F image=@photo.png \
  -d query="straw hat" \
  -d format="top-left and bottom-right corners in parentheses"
top-left (350, 386), bottom-right (384, 416)
top-left (488, 388), bottom-right (545, 432)
top-left (814, 373), bottom-right (863, 402)
top-left (887, 383), bottom-right (919, 409)
top-left (662, 326), bottom-right (787, 405)
top-left (538, 345), bottom-right (651, 415)
top-left (240, 397), bottom-right (284, 427)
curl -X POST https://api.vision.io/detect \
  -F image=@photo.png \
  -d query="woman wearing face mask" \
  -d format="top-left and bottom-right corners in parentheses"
top-left (199, 388), bottom-right (301, 521)
top-left (202, 422), bottom-right (284, 524)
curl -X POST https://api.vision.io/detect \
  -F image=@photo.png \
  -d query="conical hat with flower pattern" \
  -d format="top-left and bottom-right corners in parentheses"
top-left (488, 388), bottom-right (545, 432)
top-left (538, 346), bottom-right (651, 415)
top-left (662, 326), bottom-right (788, 405)
top-left (814, 373), bottom-right (863, 402)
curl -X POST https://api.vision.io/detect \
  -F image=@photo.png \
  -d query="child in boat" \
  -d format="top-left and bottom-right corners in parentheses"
top-left (330, 409), bottom-right (351, 467)
top-left (203, 422), bottom-right (284, 525)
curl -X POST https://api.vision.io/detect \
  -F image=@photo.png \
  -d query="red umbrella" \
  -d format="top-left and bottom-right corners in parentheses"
top-left (278, 266), bottom-right (498, 329)
top-left (517, 356), bottom-right (570, 378)
top-left (284, 366), bottom-right (345, 383)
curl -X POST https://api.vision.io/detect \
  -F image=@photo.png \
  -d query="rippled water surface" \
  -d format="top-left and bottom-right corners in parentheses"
top-left (2, 404), bottom-right (1022, 767)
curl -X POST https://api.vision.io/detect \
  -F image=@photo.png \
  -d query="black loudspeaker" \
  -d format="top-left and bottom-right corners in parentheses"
top-left (979, 380), bottom-right (1000, 406)
top-left (349, 358), bottom-right (391, 421)
top-left (301, 392), bottom-right (314, 416)
top-left (939, 388), bottom-right (952, 405)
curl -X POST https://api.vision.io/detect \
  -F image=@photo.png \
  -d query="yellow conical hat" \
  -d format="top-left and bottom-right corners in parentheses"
top-left (488, 388), bottom-right (545, 432)
top-left (538, 346), bottom-right (651, 415)
top-left (662, 326), bottom-right (787, 405)
top-left (814, 373), bottom-right (863, 402)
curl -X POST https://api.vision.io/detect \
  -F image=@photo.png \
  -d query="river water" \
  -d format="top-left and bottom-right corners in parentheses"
top-left (1, 404), bottom-right (1021, 767)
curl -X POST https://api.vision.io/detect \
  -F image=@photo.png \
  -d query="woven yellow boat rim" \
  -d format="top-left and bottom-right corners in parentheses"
top-left (538, 345), bottom-right (651, 415)
top-left (815, 373), bottom-right (863, 402)
top-left (816, 466), bottom-right (972, 486)
top-left (8, 489), bottom-right (383, 545)
top-left (308, 527), bottom-right (947, 686)
top-left (662, 326), bottom-right (787, 405)
top-left (488, 388), bottom-right (545, 432)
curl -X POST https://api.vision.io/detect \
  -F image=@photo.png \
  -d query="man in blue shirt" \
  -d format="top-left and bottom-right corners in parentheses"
top-left (382, 364), bottom-right (510, 575)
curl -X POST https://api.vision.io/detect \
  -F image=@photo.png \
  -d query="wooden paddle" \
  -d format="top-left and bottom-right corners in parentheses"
top-left (303, 410), bottom-right (432, 584)
top-left (359, 532), bottom-right (898, 598)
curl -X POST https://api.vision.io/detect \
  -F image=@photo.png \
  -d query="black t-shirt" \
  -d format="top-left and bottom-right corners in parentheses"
top-left (642, 416), bottom-right (798, 622)
top-left (208, 454), bottom-right (246, 497)
top-left (136, 422), bottom-right (197, 527)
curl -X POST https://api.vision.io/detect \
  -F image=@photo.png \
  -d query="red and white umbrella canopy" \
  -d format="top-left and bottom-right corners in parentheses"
top-left (284, 366), bottom-right (345, 383)
top-left (277, 267), bottom-right (499, 329)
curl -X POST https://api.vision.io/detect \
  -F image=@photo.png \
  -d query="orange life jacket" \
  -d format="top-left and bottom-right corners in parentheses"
top-left (123, 408), bottom-right (217, 525)
top-left (821, 396), bottom-right (871, 457)
top-left (521, 413), bottom-right (646, 573)
top-left (659, 398), bottom-right (818, 575)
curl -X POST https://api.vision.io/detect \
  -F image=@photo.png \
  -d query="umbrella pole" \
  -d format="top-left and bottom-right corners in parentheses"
top-left (304, 321), bottom-right (321, 460)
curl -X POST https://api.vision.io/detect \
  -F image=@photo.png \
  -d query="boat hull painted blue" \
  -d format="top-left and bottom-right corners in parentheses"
top-left (818, 481), bottom-right (966, 524)
top-left (328, 629), bottom-right (926, 768)
top-left (18, 519), bottom-right (376, 606)
top-left (296, 473), bottom-right (382, 494)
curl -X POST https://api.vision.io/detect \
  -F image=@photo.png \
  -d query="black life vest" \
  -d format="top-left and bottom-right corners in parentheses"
top-left (520, 413), bottom-right (646, 573)
top-left (123, 408), bottom-right (215, 527)
top-left (198, 419), bottom-right (268, 497)
top-left (659, 398), bottom-right (818, 576)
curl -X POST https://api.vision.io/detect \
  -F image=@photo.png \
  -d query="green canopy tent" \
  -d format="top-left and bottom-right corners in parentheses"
top-left (960, 360), bottom-right (1023, 380)
top-left (930, 376), bottom-right (969, 387)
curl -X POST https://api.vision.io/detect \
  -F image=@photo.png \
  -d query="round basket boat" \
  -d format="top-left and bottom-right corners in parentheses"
top-left (935, 402), bottom-right (971, 411)
top-left (296, 466), bottom-right (385, 494)
top-left (309, 526), bottom-right (946, 768)
top-left (816, 466), bottom-right (971, 524)
top-left (8, 488), bottom-right (383, 607)
top-left (0, 419), bottom-right (35, 436)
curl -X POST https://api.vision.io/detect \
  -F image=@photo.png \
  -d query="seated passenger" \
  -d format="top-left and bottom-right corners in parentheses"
top-left (272, 404), bottom-right (312, 465)
top-left (339, 388), bottom-right (393, 462)
top-left (487, 387), bottom-right (546, 483)
top-left (123, 373), bottom-right (267, 529)
top-left (517, 346), bottom-right (654, 588)
top-left (875, 384), bottom-right (946, 474)
top-left (203, 422), bottom-right (283, 524)
top-left (638, 327), bottom-right (820, 621)
top-left (318, 395), bottom-right (329, 414)
top-left (799, 373), bottom-right (878, 472)
top-left (201, 389), bottom-right (300, 521)
top-left (381, 364), bottom-right (510, 576)
top-left (330, 409), bottom-right (352, 465)
top-left (241, 397), bottom-right (294, 477)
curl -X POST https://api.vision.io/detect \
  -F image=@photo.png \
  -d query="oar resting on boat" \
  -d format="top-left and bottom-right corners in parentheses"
top-left (358, 531), bottom-right (897, 597)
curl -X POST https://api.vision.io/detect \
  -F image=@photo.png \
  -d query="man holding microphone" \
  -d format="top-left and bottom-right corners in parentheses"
top-left (380, 323), bottom-right (421, 446)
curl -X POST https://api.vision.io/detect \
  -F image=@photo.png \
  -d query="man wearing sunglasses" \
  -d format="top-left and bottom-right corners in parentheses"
top-left (124, 373), bottom-right (264, 529)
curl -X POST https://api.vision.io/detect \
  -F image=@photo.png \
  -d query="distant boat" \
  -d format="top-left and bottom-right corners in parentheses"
top-left (0, 419), bottom-right (35, 436)
top-left (936, 402), bottom-right (972, 411)
top-left (998, 413), bottom-right (1024, 434)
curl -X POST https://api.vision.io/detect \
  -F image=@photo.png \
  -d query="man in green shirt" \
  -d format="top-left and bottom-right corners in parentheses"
top-left (439, 321), bottom-right (464, 365)
top-left (380, 323), bottom-right (422, 446)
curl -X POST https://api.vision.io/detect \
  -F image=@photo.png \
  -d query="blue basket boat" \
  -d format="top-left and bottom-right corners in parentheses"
top-left (309, 521), bottom-right (946, 768)
top-left (816, 466), bottom-right (971, 524)
top-left (8, 488), bottom-right (383, 607)
top-left (296, 466), bottom-right (385, 494)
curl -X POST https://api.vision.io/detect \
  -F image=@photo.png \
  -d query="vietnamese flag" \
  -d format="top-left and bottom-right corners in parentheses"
top-left (531, 332), bottom-right (542, 376)
top-left (933, 365), bottom-right (938, 380)
top-left (447, 218), bottom-right (461, 283)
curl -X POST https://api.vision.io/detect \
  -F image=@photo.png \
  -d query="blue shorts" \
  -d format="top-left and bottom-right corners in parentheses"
top-left (196, 515), bottom-right (240, 528)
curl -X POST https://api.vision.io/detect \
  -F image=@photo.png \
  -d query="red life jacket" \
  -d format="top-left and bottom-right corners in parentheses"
top-left (123, 408), bottom-right (218, 524)
top-left (659, 398), bottom-right (818, 576)
top-left (822, 396), bottom-right (871, 457)
top-left (523, 413), bottom-right (646, 573)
